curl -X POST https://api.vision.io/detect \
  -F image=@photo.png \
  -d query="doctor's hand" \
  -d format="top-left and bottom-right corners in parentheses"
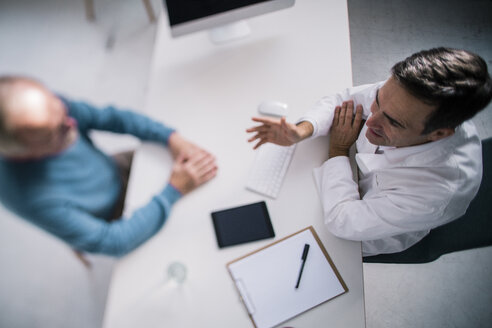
top-left (329, 101), bottom-right (364, 158)
top-left (169, 151), bottom-right (218, 195)
top-left (246, 117), bottom-right (313, 149)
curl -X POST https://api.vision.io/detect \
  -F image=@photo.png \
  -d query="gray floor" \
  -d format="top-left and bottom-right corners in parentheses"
top-left (348, 1), bottom-right (492, 327)
top-left (0, 0), bottom-right (491, 327)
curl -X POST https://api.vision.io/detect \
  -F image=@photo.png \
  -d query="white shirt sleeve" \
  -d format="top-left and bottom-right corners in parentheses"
top-left (298, 82), bottom-right (383, 138)
top-left (313, 157), bottom-right (455, 242)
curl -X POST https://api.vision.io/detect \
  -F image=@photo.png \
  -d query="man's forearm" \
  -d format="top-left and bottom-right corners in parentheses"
top-left (66, 98), bottom-right (175, 143)
top-left (328, 147), bottom-right (350, 158)
top-left (295, 121), bottom-right (314, 141)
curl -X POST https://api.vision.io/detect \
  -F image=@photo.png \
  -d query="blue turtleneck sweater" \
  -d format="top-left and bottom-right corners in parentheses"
top-left (0, 97), bottom-right (181, 256)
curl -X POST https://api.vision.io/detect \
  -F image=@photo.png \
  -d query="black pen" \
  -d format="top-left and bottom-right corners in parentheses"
top-left (295, 243), bottom-right (310, 289)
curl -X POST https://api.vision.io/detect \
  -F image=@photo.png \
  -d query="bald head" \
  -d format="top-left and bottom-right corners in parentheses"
top-left (1, 77), bottom-right (51, 128)
top-left (0, 76), bottom-right (77, 159)
top-left (6, 85), bottom-right (51, 124)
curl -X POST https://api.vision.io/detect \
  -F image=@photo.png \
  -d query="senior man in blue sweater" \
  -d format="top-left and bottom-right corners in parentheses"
top-left (0, 76), bottom-right (217, 257)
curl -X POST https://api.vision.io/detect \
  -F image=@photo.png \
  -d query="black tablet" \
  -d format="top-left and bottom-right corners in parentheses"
top-left (211, 201), bottom-right (275, 248)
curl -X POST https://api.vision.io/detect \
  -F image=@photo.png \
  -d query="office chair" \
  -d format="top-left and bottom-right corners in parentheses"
top-left (363, 137), bottom-right (492, 264)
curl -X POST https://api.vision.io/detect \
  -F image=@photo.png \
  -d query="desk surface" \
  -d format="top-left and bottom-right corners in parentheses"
top-left (103, 1), bottom-right (365, 327)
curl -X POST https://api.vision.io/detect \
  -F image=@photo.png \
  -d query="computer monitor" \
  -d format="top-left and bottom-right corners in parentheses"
top-left (163, 0), bottom-right (295, 44)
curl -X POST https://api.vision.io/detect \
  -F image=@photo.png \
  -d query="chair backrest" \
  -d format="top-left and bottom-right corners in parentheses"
top-left (364, 137), bottom-right (492, 264)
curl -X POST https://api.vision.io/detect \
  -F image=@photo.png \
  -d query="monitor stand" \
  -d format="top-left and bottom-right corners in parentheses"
top-left (208, 20), bottom-right (251, 44)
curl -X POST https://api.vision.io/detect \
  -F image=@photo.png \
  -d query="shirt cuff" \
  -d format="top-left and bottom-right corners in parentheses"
top-left (322, 155), bottom-right (351, 169)
top-left (313, 156), bottom-right (353, 188)
top-left (161, 183), bottom-right (182, 206)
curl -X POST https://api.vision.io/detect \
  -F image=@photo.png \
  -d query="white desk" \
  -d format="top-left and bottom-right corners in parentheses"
top-left (103, 1), bottom-right (365, 327)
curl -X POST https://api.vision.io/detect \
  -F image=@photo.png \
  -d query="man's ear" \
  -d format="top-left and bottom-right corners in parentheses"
top-left (428, 128), bottom-right (455, 142)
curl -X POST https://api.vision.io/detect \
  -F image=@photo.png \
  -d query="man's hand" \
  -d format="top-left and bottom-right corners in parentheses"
top-left (168, 133), bottom-right (201, 159)
top-left (329, 101), bottom-right (364, 158)
top-left (246, 117), bottom-right (313, 149)
top-left (169, 151), bottom-right (218, 195)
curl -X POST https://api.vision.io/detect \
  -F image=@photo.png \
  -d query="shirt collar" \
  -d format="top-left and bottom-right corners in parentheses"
top-left (356, 125), bottom-right (461, 172)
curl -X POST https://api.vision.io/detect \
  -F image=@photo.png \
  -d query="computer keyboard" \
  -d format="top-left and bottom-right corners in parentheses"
top-left (245, 143), bottom-right (297, 199)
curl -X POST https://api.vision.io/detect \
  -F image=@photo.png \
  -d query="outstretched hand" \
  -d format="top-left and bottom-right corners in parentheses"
top-left (246, 117), bottom-right (313, 149)
top-left (329, 101), bottom-right (364, 158)
top-left (169, 150), bottom-right (218, 195)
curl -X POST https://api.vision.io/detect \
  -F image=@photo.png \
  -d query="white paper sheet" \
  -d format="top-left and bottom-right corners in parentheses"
top-left (228, 227), bottom-right (347, 328)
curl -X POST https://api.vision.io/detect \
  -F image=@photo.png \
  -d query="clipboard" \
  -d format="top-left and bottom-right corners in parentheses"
top-left (227, 226), bottom-right (348, 328)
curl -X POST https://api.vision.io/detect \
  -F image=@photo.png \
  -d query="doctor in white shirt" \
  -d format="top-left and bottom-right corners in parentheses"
top-left (247, 47), bottom-right (492, 256)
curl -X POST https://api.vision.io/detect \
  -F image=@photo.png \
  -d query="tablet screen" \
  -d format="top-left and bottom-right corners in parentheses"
top-left (211, 201), bottom-right (275, 248)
